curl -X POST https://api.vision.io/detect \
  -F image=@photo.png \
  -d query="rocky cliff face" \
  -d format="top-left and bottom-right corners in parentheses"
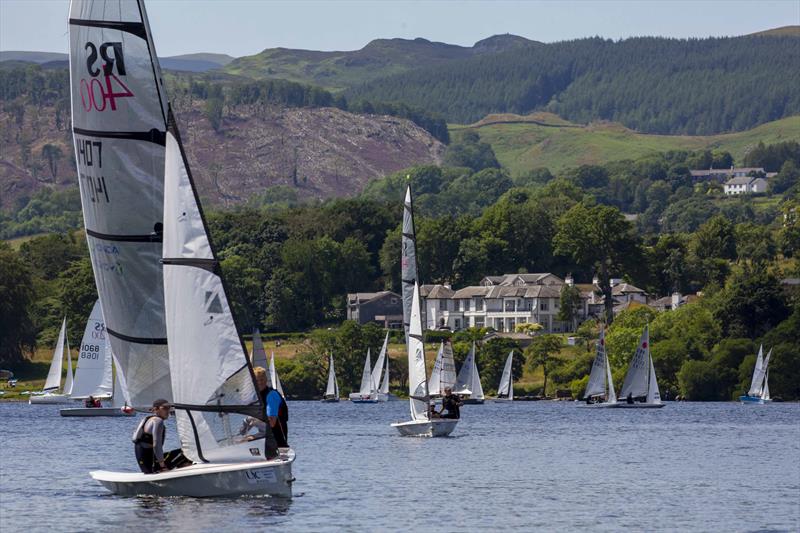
top-left (0, 101), bottom-right (444, 210)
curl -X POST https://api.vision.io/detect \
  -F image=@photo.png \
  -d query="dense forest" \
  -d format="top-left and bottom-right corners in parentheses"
top-left (347, 35), bottom-right (800, 134)
top-left (2, 137), bottom-right (798, 399)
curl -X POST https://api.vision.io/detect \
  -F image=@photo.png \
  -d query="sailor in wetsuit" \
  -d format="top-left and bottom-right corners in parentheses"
top-left (247, 367), bottom-right (289, 459)
top-left (439, 387), bottom-right (462, 419)
top-left (132, 399), bottom-right (171, 473)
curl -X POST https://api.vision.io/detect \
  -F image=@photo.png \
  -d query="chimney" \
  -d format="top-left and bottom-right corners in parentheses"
top-left (565, 274), bottom-right (574, 287)
top-left (671, 291), bottom-right (681, 311)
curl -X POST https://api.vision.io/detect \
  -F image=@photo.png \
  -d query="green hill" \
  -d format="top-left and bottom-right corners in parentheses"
top-left (223, 35), bottom-right (538, 91)
top-left (453, 113), bottom-right (800, 175)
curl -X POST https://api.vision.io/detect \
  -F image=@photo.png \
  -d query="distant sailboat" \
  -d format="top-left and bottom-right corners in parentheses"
top-left (455, 342), bottom-right (485, 404)
top-left (739, 345), bottom-right (773, 404)
top-left (391, 281), bottom-right (458, 437)
top-left (322, 353), bottom-right (340, 402)
top-left (494, 350), bottom-right (515, 402)
top-left (350, 348), bottom-right (379, 403)
top-left (429, 341), bottom-right (458, 397)
top-left (60, 301), bottom-right (133, 416)
top-left (30, 317), bottom-right (73, 405)
top-left (578, 326), bottom-right (618, 408)
top-left (618, 325), bottom-right (664, 408)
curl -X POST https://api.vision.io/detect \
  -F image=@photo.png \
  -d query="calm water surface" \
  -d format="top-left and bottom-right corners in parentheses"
top-left (1, 401), bottom-right (798, 532)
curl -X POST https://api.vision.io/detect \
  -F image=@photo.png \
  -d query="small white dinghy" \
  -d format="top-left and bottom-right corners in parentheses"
top-left (30, 317), bottom-right (73, 405)
top-left (739, 345), bottom-right (773, 404)
top-left (454, 342), bottom-right (485, 404)
top-left (321, 353), bottom-right (340, 402)
top-left (617, 325), bottom-right (664, 408)
top-left (349, 347), bottom-right (379, 403)
top-left (391, 281), bottom-right (457, 437)
top-left (62, 352), bottom-right (134, 417)
top-left (494, 350), bottom-right (515, 402)
top-left (577, 326), bottom-right (619, 408)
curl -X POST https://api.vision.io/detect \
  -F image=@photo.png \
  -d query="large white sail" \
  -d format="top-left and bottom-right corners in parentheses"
top-left (269, 352), bottom-right (285, 397)
top-left (747, 345), bottom-right (765, 397)
top-left (407, 282), bottom-right (429, 421)
top-left (371, 332), bottom-right (389, 391)
top-left (605, 338), bottom-right (617, 404)
top-left (584, 327), bottom-right (609, 398)
top-left (620, 325), bottom-right (651, 399)
top-left (325, 354), bottom-right (339, 399)
top-left (252, 329), bottom-right (268, 370)
top-left (498, 350), bottom-right (514, 398)
top-left (71, 300), bottom-right (114, 398)
top-left (455, 342), bottom-right (476, 395)
top-left (163, 115), bottom-right (262, 463)
top-left (646, 352), bottom-right (662, 404)
top-left (401, 186), bottom-right (420, 342)
top-left (759, 349), bottom-right (772, 399)
top-left (379, 348), bottom-right (390, 395)
top-left (69, 0), bottom-right (172, 407)
top-left (358, 348), bottom-right (376, 396)
top-left (64, 330), bottom-right (74, 396)
top-left (43, 318), bottom-right (67, 392)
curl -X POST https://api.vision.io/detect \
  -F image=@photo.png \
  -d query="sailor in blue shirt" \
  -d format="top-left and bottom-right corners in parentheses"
top-left (254, 367), bottom-right (289, 450)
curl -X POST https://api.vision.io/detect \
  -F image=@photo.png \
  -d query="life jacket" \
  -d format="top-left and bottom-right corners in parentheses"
top-left (131, 415), bottom-right (164, 445)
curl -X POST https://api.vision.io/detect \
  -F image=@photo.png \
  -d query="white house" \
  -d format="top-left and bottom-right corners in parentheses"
top-left (723, 176), bottom-right (768, 195)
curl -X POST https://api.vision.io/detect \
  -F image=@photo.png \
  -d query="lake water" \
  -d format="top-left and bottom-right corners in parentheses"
top-left (1, 401), bottom-right (798, 532)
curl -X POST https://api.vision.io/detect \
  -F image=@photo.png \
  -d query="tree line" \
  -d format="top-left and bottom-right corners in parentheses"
top-left (346, 35), bottom-right (800, 134)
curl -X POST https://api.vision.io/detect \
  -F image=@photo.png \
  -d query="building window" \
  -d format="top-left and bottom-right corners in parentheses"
top-left (526, 299), bottom-right (533, 311)
top-left (540, 302), bottom-right (548, 311)
top-left (439, 299), bottom-right (447, 311)
top-left (475, 317), bottom-right (485, 328)
top-left (505, 300), bottom-right (515, 312)
top-left (473, 297), bottom-right (484, 311)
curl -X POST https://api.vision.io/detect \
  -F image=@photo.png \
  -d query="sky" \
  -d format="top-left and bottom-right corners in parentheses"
top-left (1, 0), bottom-right (798, 57)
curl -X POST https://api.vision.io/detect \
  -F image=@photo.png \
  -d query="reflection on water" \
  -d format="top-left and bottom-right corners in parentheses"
top-left (1, 401), bottom-right (798, 532)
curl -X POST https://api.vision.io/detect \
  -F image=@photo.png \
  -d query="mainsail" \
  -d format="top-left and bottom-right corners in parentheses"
top-left (407, 282), bottom-right (429, 421)
top-left (401, 186), bottom-right (420, 342)
top-left (358, 348), bottom-right (376, 396)
top-left (584, 327), bottom-right (610, 399)
top-left (69, 0), bottom-right (171, 407)
top-left (252, 329), bottom-right (268, 370)
top-left (162, 111), bottom-right (262, 463)
top-left (325, 353), bottom-right (339, 399)
top-left (620, 325), bottom-right (651, 399)
top-left (64, 332), bottom-right (74, 396)
top-left (371, 332), bottom-right (389, 391)
top-left (43, 318), bottom-right (67, 392)
top-left (747, 345), bottom-right (766, 397)
top-left (70, 300), bottom-right (114, 398)
top-left (497, 350), bottom-right (514, 399)
top-left (430, 341), bottom-right (457, 396)
top-left (455, 342), bottom-right (483, 399)
top-left (429, 342), bottom-right (445, 396)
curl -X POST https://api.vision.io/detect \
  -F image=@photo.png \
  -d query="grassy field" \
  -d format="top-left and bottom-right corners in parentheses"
top-left (450, 113), bottom-right (800, 176)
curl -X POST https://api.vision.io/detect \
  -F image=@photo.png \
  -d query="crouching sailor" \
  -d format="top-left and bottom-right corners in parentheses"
top-left (132, 399), bottom-right (189, 473)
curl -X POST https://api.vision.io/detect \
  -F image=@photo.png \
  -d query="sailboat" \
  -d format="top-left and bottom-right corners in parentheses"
top-left (60, 300), bottom-right (133, 416)
top-left (62, 347), bottom-right (135, 417)
top-left (71, 0), bottom-right (293, 497)
top-left (30, 317), bottom-right (73, 404)
top-left (322, 353), bottom-right (340, 402)
top-left (454, 342), bottom-right (485, 404)
top-left (269, 352), bottom-right (285, 397)
top-left (371, 332), bottom-right (391, 401)
top-left (391, 282), bottom-right (458, 437)
top-left (349, 348), bottom-right (379, 403)
top-left (494, 350), bottom-right (515, 402)
top-left (577, 326), bottom-right (618, 408)
top-left (251, 329), bottom-right (268, 370)
top-left (617, 324), bottom-right (664, 408)
top-left (740, 345), bottom-right (773, 404)
top-left (429, 341), bottom-right (457, 398)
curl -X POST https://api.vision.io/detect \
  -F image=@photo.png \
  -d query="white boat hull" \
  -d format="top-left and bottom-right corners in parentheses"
top-left (60, 407), bottom-right (135, 417)
top-left (29, 394), bottom-right (71, 405)
top-left (391, 418), bottom-right (458, 437)
top-left (349, 393), bottom-right (379, 403)
top-left (616, 402), bottom-right (665, 408)
top-left (91, 450), bottom-right (295, 498)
